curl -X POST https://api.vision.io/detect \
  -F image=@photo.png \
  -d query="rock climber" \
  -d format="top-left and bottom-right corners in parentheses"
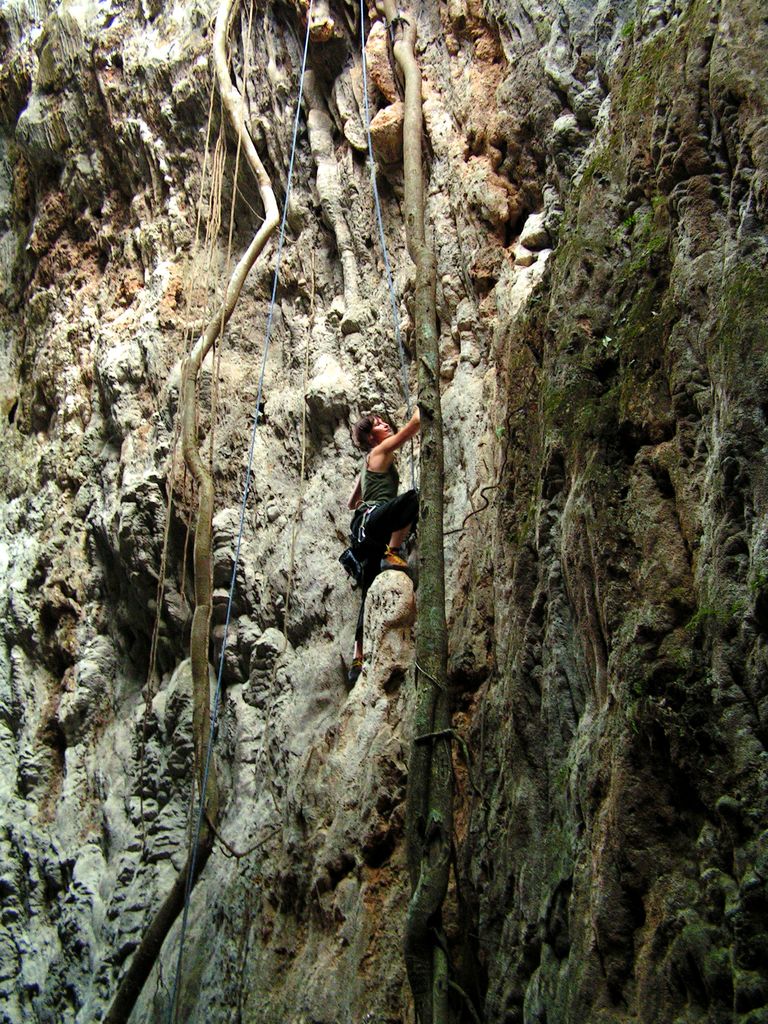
top-left (346, 406), bottom-right (420, 684)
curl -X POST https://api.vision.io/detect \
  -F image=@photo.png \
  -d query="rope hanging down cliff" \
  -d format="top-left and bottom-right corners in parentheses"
top-left (166, 7), bottom-right (315, 1021)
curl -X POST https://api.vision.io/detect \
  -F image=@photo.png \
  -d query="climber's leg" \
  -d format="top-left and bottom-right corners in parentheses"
top-left (363, 490), bottom-right (418, 572)
top-left (349, 553), bottom-right (382, 684)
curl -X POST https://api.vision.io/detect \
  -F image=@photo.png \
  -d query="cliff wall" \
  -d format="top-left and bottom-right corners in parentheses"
top-left (0, 0), bottom-right (766, 1021)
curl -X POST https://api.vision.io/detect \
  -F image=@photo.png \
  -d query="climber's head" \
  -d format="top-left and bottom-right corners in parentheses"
top-left (353, 413), bottom-right (391, 451)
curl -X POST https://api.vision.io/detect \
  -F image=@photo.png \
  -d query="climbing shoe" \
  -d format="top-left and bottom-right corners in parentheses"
top-left (380, 545), bottom-right (410, 572)
top-left (348, 658), bottom-right (363, 685)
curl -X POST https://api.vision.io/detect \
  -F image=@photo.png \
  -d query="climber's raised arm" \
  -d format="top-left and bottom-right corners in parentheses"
top-left (370, 406), bottom-right (420, 459)
top-left (353, 407), bottom-right (419, 473)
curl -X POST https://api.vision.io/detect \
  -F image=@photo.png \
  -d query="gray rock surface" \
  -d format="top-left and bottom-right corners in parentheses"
top-left (0, 0), bottom-right (766, 1021)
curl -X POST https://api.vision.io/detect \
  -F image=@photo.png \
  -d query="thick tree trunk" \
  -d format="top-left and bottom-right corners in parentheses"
top-left (378, 6), bottom-right (452, 1023)
top-left (102, 823), bottom-right (214, 1024)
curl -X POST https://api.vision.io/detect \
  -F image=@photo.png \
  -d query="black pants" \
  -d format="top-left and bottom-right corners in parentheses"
top-left (352, 489), bottom-right (418, 643)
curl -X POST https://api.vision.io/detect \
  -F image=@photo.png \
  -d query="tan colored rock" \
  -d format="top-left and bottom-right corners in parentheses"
top-left (520, 211), bottom-right (551, 250)
top-left (369, 101), bottom-right (404, 164)
top-left (309, 15), bottom-right (336, 42)
top-left (365, 20), bottom-right (399, 103)
top-left (469, 241), bottom-right (505, 289)
top-left (366, 572), bottom-right (416, 692)
top-left (305, 353), bottom-right (353, 422)
top-left (513, 243), bottom-right (536, 267)
top-left (308, 0), bottom-right (338, 42)
top-left (333, 67), bottom-right (367, 152)
top-left (463, 154), bottom-right (523, 229)
top-left (27, 191), bottom-right (71, 257)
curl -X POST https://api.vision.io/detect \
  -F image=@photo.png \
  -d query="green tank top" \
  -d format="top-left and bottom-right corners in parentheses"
top-left (361, 460), bottom-right (399, 504)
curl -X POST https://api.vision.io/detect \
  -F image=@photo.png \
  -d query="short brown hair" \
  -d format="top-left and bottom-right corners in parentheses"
top-left (353, 414), bottom-right (376, 451)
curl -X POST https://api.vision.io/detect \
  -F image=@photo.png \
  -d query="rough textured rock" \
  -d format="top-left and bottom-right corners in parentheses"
top-left (0, 0), bottom-right (767, 1021)
top-left (370, 100), bottom-right (405, 165)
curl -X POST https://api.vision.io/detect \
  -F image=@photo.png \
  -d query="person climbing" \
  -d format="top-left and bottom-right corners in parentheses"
top-left (346, 406), bottom-right (420, 684)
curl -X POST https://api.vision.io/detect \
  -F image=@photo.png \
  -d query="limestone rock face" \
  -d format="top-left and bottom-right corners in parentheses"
top-left (365, 18), bottom-right (399, 104)
top-left (369, 100), bottom-right (405, 164)
top-left (0, 0), bottom-right (767, 1022)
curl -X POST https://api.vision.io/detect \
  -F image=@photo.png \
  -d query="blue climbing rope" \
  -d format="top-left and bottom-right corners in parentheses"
top-left (359, 0), bottom-right (416, 489)
top-left (166, 5), bottom-right (314, 1020)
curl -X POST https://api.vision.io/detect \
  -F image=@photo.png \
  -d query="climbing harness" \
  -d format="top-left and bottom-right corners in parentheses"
top-left (339, 500), bottom-right (379, 585)
top-left (166, 3), bottom-right (314, 1020)
top-left (351, 501), bottom-right (379, 545)
top-left (359, 0), bottom-right (416, 491)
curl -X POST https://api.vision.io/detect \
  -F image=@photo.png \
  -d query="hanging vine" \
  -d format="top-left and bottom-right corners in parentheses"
top-left (104, 1), bottom-right (281, 1020)
top-left (181, 0), bottom-right (280, 823)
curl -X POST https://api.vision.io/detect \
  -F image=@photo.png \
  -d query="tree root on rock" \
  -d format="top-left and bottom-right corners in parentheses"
top-left (102, 822), bottom-right (214, 1024)
top-left (304, 67), bottom-right (366, 330)
top-left (104, 0), bottom-right (280, 1019)
top-left (374, 4), bottom-right (453, 1022)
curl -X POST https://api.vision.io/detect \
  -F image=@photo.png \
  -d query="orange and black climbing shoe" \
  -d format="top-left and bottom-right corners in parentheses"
top-left (380, 545), bottom-right (410, 572)
top-left (348, 658), bottom-right (363, 684)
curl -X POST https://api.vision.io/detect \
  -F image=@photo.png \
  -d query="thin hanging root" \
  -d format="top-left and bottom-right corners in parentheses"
top-left (448, 981), bottom-right (483, 1024)
top-left (205, 813), bottom-right (281, 859)
top-left (182, 0), bottom-right (278, 801)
